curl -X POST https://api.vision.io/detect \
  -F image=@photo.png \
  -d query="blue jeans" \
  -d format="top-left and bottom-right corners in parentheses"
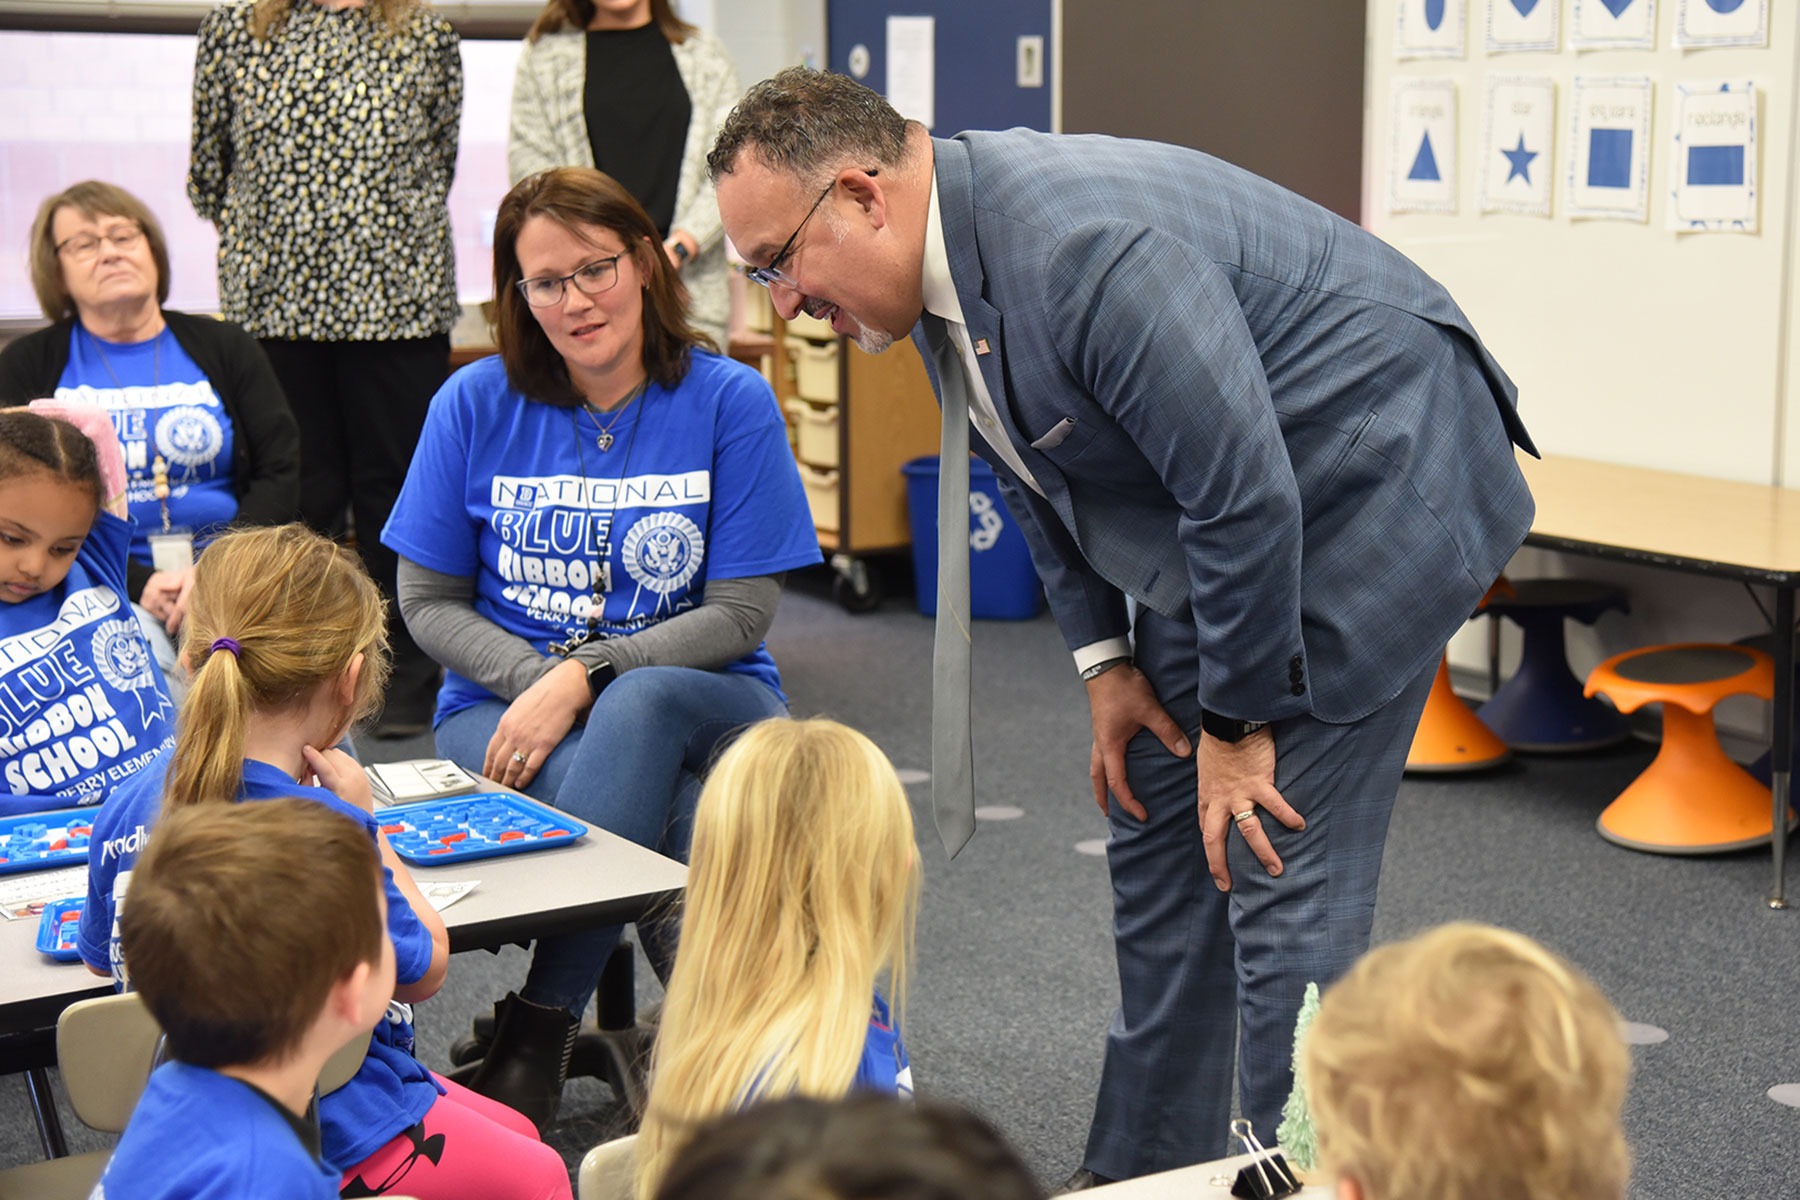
top-left (434, 666), bottom-right (786, 1016)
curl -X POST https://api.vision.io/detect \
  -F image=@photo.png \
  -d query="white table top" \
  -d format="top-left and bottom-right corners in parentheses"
top-left (1087, 1150), bottom-right (1331, 1198)
top-left (1, 805), bottom-right (685, 1037)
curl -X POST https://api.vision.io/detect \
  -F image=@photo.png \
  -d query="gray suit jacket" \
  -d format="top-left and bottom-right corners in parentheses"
top-left (914, 131), bottom-right (1536, 725)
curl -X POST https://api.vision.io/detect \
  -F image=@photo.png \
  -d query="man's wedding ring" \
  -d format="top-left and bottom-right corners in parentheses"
top-left (1232, 809), bottom-right (1257, 825)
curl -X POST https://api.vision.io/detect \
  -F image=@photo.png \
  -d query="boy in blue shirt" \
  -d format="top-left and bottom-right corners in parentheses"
top-left (94, 798), bottom-right (395, 1200)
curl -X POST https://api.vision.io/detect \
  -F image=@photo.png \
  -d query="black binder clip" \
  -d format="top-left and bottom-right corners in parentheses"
top-left (1228, 1119), bottom-right (1301, 1199)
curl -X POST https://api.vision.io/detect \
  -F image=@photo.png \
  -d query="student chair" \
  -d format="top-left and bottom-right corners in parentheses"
top-left (1406, 579), bottom-right (1512, 773)
top-left (1479, 579), bottom-right (1631, 751)
top-left (1584, 643), bottom-right (1793, 853)
top-left (0, 992), bottom-right (164, 1200)
top-left (577, 1133), bottom-right (638, 1200)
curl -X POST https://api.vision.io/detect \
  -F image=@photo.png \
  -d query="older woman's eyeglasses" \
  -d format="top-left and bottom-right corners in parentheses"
top-left (516, 253), bottom-right (625, 308)
top-left (743, 169), bottom-right (878, 291)
top-left (55, 225), bottom-right (145, 262)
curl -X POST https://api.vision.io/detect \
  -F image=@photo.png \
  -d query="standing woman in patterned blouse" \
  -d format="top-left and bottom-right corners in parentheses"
top-left (188, 0), bottom-right (462, 736)
top-left (507, 0), bottom-right (741, 349)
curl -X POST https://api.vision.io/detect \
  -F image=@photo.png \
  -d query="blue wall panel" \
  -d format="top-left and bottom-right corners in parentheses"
top-left (827, 0), bottom-right (1053, 135)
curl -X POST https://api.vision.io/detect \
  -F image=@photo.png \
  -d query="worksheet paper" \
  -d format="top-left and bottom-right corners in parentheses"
top-left (1573, 0), bottom-right (1657, 50)
top-left (1487, 0), bottom-right (1560, 54)
top-left (1396, 0), bottom-right (1466, 60)
top-left (1568, 76), bottom-right (1654, 221)
top-left (1390, 77), bottom-right (1459, 214)
top-left (1481, 76), bottom-right (1556, 217)
top-left (1675, 0), bottom-right (1768, 49)
top-left (1668, 80), bottom-right (1757, 232)
top-left (0, 865), bottom-right (86, 921)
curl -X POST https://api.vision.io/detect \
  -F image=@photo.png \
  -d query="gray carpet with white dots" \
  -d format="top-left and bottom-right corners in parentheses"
top-left (5, 567), bottom-right (1796, 1196)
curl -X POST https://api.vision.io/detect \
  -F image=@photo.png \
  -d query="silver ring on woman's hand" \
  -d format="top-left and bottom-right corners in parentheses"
top-left (1232, 809), bottom-right (1257, 825)
top-left (511, 751), bottom-right (528, 765)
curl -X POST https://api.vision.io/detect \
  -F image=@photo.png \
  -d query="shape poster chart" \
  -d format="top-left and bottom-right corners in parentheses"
top-left (1668, 81), bottom-right (1757, 231)
top-left (1396, 0), bottom-right (1465, 59)
top-left (1675, 0), bottom-right (1768, 49)
top-left (1390, 77), bottom-right (1459, 214)
top-left (1481, 76), bottom-right (1556, 216)
top-left (1573, 0), bottom-right (1657, 50)
top-left (1488, 0), bottom-right (1560, 53)
top-left (1568, 76), bottom-right (1653, 221)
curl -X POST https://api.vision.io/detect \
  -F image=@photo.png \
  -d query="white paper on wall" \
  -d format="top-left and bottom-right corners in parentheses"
top-left (1481, 76), bottom-right (1556, 216)
top-left (1487, 0), bottom-right (1560, 54)
top-left (1567, 75), bottom-right (1653, 221)
top-left (885, 15), bottom-right (936, 129)
top-left (1675, 0), bottom-right (1767, 49)
top-left (1396, 0), bottom-right (1466, 59)
top-left (1668, 80), bottom-right (1757, 231)
top-left (1389, 77), bottom-right (1459, 214)
top-left (1572, 0), bottom-right (1657, 50)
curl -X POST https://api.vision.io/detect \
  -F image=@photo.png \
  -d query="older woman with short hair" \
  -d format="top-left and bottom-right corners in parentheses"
top-left (0, 180), bottom-right (299, 680)
top-left (383, 166), bottom-right (820, 1130)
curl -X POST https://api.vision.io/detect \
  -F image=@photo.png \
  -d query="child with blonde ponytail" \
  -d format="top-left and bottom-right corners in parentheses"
top-left (635, 717), bottom-right (921, 1199)
top-left (79, 522), bottom-right (573, 1200)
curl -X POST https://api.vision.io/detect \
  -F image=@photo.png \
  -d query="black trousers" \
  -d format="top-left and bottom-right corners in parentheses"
top-left (259, 335), bottom-right (447, 723)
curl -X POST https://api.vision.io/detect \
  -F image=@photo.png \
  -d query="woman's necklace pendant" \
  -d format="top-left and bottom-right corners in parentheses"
top-left (596, 429), bottom-right (614, 451)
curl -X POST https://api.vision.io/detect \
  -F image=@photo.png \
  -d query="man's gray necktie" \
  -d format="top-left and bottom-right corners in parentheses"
top-left (923, 315), bottom-right (975, 858)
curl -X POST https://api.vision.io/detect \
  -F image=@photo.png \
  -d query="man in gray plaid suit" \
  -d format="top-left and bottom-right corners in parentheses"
top-left (712, 68), bottom-right (1534, 1186)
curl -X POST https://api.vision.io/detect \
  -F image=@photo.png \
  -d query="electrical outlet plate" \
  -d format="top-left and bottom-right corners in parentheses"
top-left (1016, 34), bottom-right (1044, 88)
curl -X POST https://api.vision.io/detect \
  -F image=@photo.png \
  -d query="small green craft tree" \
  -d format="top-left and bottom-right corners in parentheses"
top-left (1276, 981), bottom-right (1322, 1170)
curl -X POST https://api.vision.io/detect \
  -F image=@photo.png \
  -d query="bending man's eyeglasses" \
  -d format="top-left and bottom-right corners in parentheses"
top-left (743, 169), bottom-right (878, 291)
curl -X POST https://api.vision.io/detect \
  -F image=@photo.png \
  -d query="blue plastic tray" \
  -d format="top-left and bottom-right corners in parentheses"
top-left (377, 792), bottom-right (587, 866)
top-left (0, 807), bottom-right (96, 876)
top-left (36, 897), bottom-right (84, 962)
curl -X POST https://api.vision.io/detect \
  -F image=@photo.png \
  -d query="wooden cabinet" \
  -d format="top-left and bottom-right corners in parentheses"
top-left (763, 305), bottom-right (942, 610)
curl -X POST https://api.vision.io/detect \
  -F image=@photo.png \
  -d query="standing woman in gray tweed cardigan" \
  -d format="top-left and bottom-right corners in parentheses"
top-left (508, 0), bottom-right (741, 349)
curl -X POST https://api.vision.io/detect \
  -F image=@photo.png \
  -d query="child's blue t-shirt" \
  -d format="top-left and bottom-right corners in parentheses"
top-left (94, 1061), bottom-right (339, 1200)
top-left (381, 352), bottom-right (821, 723)
top-left (855, 993), bottom-right (913, 1097)
top-left (78, 753), bottom-right (444, 1172)
top-left (56, 324), bottom-right (239, 567)
top-left (0, 510), bottom-right (175, 817)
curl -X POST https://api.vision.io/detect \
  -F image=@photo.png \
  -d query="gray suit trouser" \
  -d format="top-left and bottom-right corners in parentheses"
top-left (1084, 605), bottom-right (1437, 1180)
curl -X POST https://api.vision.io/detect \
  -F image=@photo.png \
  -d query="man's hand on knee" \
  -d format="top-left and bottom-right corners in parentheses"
top-left (1197, 729), bottom-right (1301, 891)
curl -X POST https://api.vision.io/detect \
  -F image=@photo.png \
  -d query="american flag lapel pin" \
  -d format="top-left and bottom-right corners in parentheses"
top-left (974, 337), bottom-right (991, 356)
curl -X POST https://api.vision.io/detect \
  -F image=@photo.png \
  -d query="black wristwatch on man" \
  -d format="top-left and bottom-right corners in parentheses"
top-left (586, 659), bottom-right (617, 699)
top-left (1199, 710), bottom-right (1268, 743)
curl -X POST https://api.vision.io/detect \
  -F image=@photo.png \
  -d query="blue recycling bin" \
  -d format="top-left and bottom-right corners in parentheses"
top-left (903, 455), bottom-right (1044, 620)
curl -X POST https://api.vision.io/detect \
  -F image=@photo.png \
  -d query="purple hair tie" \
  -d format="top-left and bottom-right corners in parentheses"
top-left (210, 637), bottom-right (242, 658)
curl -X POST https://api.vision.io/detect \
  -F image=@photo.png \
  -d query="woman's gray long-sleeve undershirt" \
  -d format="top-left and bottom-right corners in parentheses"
top-left (395, 556), bottom-right (785, 704)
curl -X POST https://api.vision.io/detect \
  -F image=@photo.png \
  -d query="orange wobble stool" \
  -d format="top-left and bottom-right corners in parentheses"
top-left (1406, 579), bottom-right (1512, 773)
top-left (1584, 643), bottom-right (1794, 853)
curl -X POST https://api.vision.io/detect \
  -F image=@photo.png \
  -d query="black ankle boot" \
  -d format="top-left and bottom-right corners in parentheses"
top-left (467, 992), bottom-right (579, 1133)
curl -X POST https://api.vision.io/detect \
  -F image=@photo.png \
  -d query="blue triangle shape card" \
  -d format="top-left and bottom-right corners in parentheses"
top-left (1389, 78), bottom-right (1457, 214)
top-left (1408, 133), bottom-right (1441, 181)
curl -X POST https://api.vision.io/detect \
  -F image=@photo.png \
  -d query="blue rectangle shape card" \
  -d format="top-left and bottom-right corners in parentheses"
top-left (376, 792), bottom-right (588, 866)
top-left (0, 807), bottom-right (97, 876)
top-left (36, 897), bottom-right (85, 961)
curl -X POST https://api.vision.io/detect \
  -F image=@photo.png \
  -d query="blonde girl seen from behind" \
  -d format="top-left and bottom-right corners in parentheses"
top-left (636, 717), bottom-right (921, 1198)
top-left (166, 522), bottom-right (390, 812)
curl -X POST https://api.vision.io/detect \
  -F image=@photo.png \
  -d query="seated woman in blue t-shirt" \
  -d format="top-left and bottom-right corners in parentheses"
top-left (382, 166), bottom-right (821, 1130)
top-left (0, 180), bottom-right (300, 693)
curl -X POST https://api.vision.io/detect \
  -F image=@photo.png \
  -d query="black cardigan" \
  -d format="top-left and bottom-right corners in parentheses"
top-left (0, 309), bottom-right (301, 602)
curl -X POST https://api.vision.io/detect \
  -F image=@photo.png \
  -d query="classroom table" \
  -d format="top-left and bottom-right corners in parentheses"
top-left (1516, 453), bottom-right (1800, 907)
top-left (0, 797), bottom-right (686, 1157)
top-left (1086, 1148), bottom-right (1329, 1197)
